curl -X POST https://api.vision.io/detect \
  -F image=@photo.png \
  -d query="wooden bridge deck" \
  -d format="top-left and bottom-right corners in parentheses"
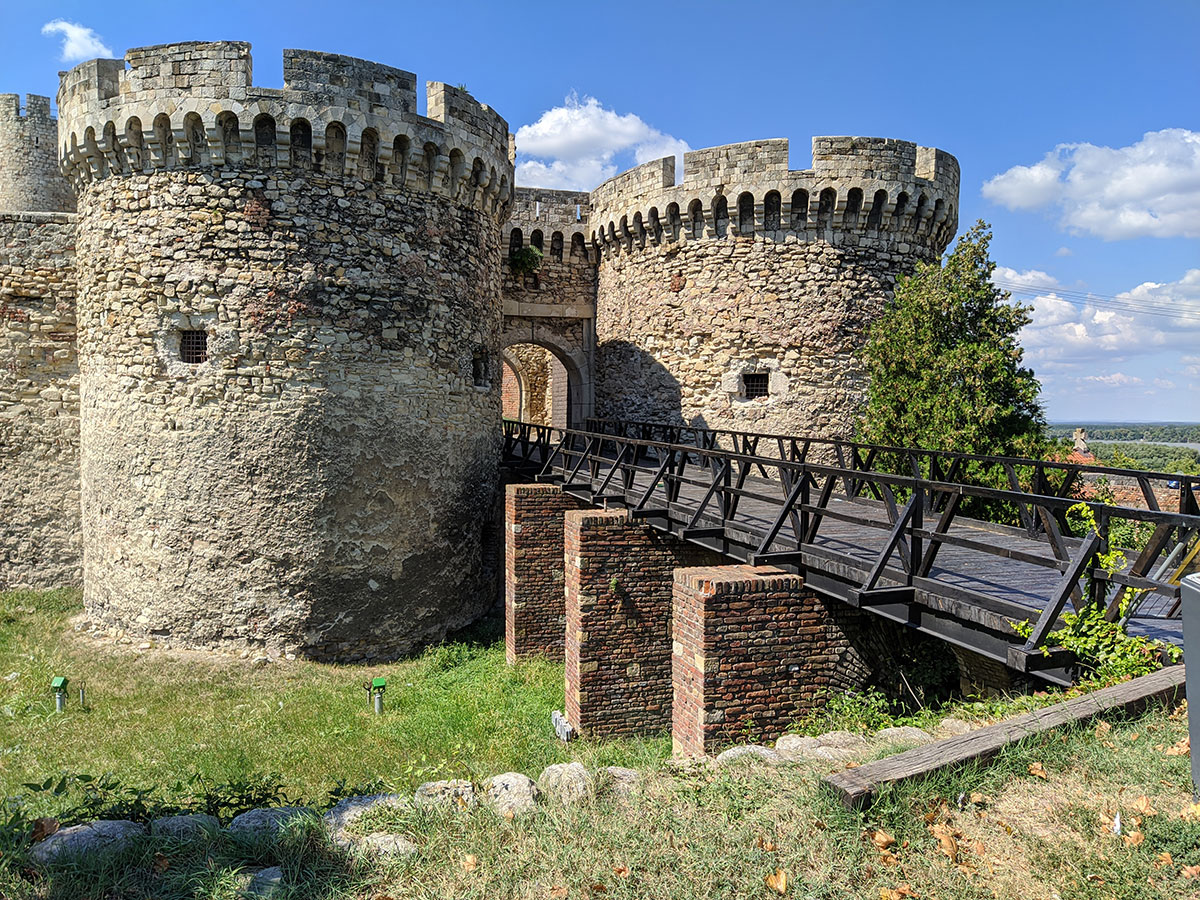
top-left (502, 420), bottom-right (1197, 686)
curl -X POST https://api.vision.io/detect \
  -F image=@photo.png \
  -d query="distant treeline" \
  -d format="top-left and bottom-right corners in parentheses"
top-left (1089, 442), bottom-right (1200, 475)
top-left (1048, 423), bottom-right (1200, 443)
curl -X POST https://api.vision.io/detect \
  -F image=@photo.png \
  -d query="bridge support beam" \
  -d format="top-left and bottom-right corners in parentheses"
top-left (671, 565), bottom-right (874, 758)
top-left (505, 483), bottom-right (587, 664)
top-left (564, 509), bottom-right (722, 737)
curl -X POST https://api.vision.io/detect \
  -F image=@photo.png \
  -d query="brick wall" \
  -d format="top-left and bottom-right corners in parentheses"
top-left (950, 645), bottom-right (1026, 698)
top-left (563, 509), bottom-right (722, 737)
top-left (671, 564), bottom-right (874, 757)
top-left (504, 483), bottom-right (586, 663)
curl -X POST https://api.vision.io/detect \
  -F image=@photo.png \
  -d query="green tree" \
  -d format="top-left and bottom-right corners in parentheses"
top-left (859, 221), bottom-right (1046, 456)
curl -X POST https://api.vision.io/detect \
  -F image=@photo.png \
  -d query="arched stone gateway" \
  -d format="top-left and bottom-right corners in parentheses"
top-left (499, 330), bottom-right (591, 428)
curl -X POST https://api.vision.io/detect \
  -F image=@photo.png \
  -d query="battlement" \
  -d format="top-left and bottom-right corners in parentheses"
top-left (504, 187), bottom-right (594, 264)
top-left (55, 41), bottom-right (514, 219)
top-left (0, 94), bottom-right (55, 124)
top-left (587, 136), bottom-right (959, 257)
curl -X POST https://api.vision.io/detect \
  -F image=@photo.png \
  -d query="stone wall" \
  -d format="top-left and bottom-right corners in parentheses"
top-left (588, 137), bottom-right (959, 437)
top-left (0, 95), bottom-right (75, 213)
top-left (563, 508), bottom-right (721, 737)
top-left (0, 212), bottom-right (81, 588)
top-left (671, 564), bottom-right (874, 757)
top-left (504, 483), bottom-right (585, 662)
top-left (59, 41), bottom-right (514, 660)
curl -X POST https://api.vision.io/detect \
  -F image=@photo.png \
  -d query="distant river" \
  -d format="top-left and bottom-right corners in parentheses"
top-left (1097, 439), bottom-right (1200, 452)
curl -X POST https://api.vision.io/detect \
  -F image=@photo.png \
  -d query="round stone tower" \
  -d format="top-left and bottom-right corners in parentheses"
top-left (0, 94), bottom-right (75, 212)
top-left (57, 42), bottom-right (513, 659)
top-left (589, 137), bottom-right (959, 437)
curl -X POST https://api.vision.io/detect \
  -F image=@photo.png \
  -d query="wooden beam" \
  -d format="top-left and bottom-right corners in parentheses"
top-left (823, 664), bottom-right (1187, 809)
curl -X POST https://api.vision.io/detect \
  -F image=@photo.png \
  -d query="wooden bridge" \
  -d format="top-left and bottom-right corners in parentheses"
top-left (501, 418), bottom-right (1199, 687)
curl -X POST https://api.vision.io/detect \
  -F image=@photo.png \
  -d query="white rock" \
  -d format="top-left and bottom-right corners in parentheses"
top-left (714, 745), bottom-right (784, 767)
top-left (938, 717), bottom-right (973, 736)
top-left (323, 793), bottom-right (408, 836)
top-left (357, 832), bottom-right (418, 858)
top-left (414, 779), bottom-right (476, 810)
top-left (150, 813), bottom-right (219, 840)
top-left (537, 763), bottom-right (594, 804)
top-left (597, 766), bottom-right (641, 797)
top-left (29, 820), bottom-right (144, 865)
top-left (774, 734), bottom-right (821, 759)
top-left (245, 865), bottom-right (284, 898)
top-left (483, 772), bottom-right (540, 816)
top-left (874, 726), bottom-right (934, 746)
top-left (227, 807), bottom-right (311, 838)
top-left (815, 730), bottom-right (869, 750)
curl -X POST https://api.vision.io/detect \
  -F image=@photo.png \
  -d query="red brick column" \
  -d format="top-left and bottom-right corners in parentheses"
top-left (672, 565), bottom-right (873, 758)
top-left (564, 509), bottom-right (722, 737)
top-left (505, 483), bottom-right (586, 664)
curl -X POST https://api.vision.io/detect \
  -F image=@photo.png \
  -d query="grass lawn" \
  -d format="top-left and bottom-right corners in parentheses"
top-left (0, 589), bottom-right (667, 811)
top-left (2, 589), bottom-right (1196, 899)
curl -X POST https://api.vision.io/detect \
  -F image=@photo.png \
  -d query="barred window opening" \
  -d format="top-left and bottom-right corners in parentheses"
top-left (180, 330), bottom-right (208, 364)
top-left (742, 372), bottom-right (769, 399)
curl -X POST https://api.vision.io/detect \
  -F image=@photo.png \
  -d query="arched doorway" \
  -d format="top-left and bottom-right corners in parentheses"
top-left (501, 343), bottom-right (570, 427)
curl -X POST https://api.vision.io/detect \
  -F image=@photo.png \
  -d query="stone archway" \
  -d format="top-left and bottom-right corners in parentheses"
top-left (500, 322), bottom-right (592, 428)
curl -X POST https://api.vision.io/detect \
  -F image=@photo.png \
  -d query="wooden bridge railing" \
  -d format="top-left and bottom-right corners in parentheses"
top-left (501, 419), bottom-right (1200, 664)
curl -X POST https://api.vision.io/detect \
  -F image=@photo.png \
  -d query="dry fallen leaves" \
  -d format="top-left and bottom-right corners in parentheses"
top-left (1180, 803), bottom-right (1200, 823)
top-left (152, 852), bottom-right (170, 873)
top-left (756, 834), bottom-right (778, 852)
top-left (878, 850), bottom-right (900, 867)
top-left (612, 865), bottom-right (630, 878)
top-left (1154, 852), bottom-right (1174, 869)
top-left (764, 868), bottom-right (788, 895)
top-left (461, 854), bottom-right (479, 873)
top-left (549, 886), bottom-right (568, 899)
top-left (1165, 736), bottom-right (1190, 757)
top-left (880, 884), bottom-right (920, 899)
top-left (969, 792), bottom-right (985, 805)
top-left (1027, 762), bottom-right (1048, 780)
top-left (1094, 720), bottom-right (1112, 738)
top-left (30, 817), bottom-right (59, 843)
top-left (1122, 830), bottom-right (1145, 847)
top-left (1184, 865), bottom-right (1200, 880)
top-left (928, 823), bottom-right (960, 863)
top-left (1130, 795), bottom-right (1158, 816)
top-left (870, 830), bottom-right (897, 851)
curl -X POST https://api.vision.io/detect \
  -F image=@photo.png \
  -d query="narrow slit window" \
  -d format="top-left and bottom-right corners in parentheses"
top-left (180, 330), bottom-right (208, 364)
top-left (742, 372), bottom-right (769, 399)
top-left (473, 351), bottom-right (490, 387)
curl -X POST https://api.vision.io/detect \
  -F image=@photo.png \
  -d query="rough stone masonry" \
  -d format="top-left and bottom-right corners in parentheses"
top-left (0, 39), bottom-right (959, 660)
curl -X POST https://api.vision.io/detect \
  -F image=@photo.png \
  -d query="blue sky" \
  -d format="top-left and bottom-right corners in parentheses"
top-left (5, 1), bottom-right (1198, 422)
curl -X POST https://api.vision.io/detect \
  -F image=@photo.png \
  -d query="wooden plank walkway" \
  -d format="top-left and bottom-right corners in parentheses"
top-left (823, 664), bottom-right (1187, 809)
top-left (502, 421), bottom-right (1194, 683)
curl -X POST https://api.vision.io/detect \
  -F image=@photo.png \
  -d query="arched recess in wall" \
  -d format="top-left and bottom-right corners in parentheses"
top-left (500, 337), bottom-right (585, 429)
top-left (508, 228), bottom-right (523, 257)
top-left (254, 114), bottom-right (277, 168)
top-left (124, 117), bottom-right (145, 172)
top-left (84, 127), bottom-right (107, 178)
top-left (392, 135), bottom-right (410, 186)
top-left (569, 232), bottom-right (587, 261)
top-left (790, 188), bottom-right (809, 230)
top-left (217, 112), bottom-right (242, 164)
top-left (324, 122), bottom-right (347, 176)
top-left (550, 231), bottom-right (564, 262)
top-left (764, 191), bottom-right (781, 232)
top-left (844, 188), bottom-right (863, 231)
top-left (632, 212), bottom-right (646, 249)
top-left (530, 229), bottom-right (544, 252)
top-left (737, 192), bottom-right (754, 235)
top-left (688, 199), bottom-right (704, 239)
top-left (666, 202), bottom-right (682, 241)
top-left (648, 207), bottom-right (663, 244)
top-left (713, 195), bottom-right (729, 238)
top-left (817, 188), bottom-right (836, 233)
top-left (152, 113), bottom-right (175, 167)
top-left (184, 113), bottom-right (207, 166)
top-left (358, 128), bottom-right (380, 181)
top-left (103, 121), bottom-right (126, 174)
top-left (423, 142), bottom-right (440, 191)
top-left (448, 148), bottom-right (466, 196)
top-left (290, 119), bottom-right (313, 170)
top-left (867, 189), bottom-right (887, 230)
top-left (893, 191), bottom-right (909, 229)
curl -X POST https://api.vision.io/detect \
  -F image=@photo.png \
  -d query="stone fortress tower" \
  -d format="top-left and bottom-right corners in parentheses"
top-left (55, 41), bottom-right (513, 659)
top-left (585, 138), bottom-right (959, 436)
top-left (0, 39), bottom-right (959, 659)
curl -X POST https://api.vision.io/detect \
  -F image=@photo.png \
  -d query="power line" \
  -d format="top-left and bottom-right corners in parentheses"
top-left (992, 280), bottom-right (1200, 322)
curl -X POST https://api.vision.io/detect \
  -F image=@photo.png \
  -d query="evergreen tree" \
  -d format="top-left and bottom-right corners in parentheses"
top-left (859, 221), bottom-right (1046, 455)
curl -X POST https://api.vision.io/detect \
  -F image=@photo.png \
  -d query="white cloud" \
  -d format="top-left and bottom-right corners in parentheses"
top-left (1082, 372), bottom-right (1143, 386)
top-left (514, 93), bottom-right (689, 191)
top-left (982, 129), bottom-right (1200, 239)
top-left (1054, 246), bottom-right (1073, 257)
top-left (42, 20), bottom-right (113, 62)
top-left (992, 266), bottom-right (1061, 293)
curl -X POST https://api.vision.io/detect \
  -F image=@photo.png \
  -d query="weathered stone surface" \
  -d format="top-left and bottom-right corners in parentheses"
top-left (714, 745), bottom-right (783, 767)
top-left (537, 762), bottom-right (594, 804)
top-left (815, 730), bottom-right (869, 751)
top-left (874, 726), bottom-right (935, 746)
top-left (227, 807), bottom-right (312, 838)
top-left (483, 772), bottom-right (540, 816)
top-left (357, 833), bottom-right (419, 858)
top-left (774, 734), bottom-right (821, 757)
top-left (323, 793), bottom-right (409, 836)
top-left (150, 813), bottom-right (219, 840)
top-left (597, 766), bottom-right (641, 798)
top-left (414, 780), bottom-right (476, 810)
top-left (28, 820), bottom-right (143, 865)
top-left (774, 734), bottom-right (859, 762)
top-left (0, 94), bottom-right (75, 213)
top-left (245, 865), bottom-right (284, 898)
top-left (938, 717), bottom-right (973, 736)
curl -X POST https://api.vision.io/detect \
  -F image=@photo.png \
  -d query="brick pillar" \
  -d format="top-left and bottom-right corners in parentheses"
top-left (950, 646), bottom-right (1027, 698)
top-left (505, 483), bottom-right (586, 664)
top-left (564, 509), bottom-right (722, 737)
top-left (671, 564), bottom-right (874, 758)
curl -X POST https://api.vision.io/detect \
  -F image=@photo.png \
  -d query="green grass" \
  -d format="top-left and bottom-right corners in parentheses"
top-left (0, 589), bottom-right (667, 814)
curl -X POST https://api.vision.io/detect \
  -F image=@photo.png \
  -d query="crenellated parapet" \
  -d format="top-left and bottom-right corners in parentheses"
top-left (56, 41), bottom-right (514, 219)
top-left (588, 136), bottom-right (959, 258)
top-left (505, 186), bottom-right (594, 264)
